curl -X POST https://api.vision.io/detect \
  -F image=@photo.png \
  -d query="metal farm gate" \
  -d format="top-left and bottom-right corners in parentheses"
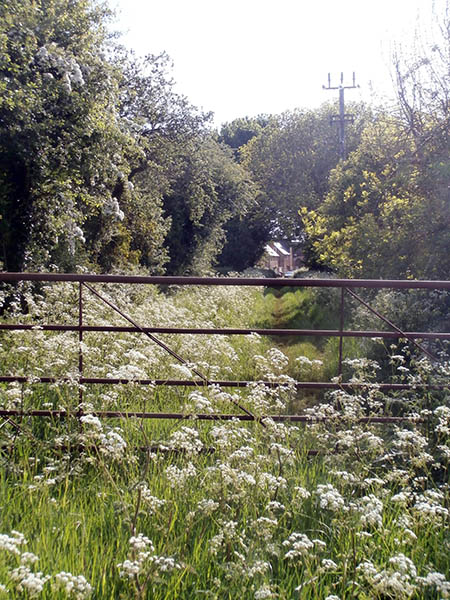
top-left (0, 272), bottom-right (449, 431)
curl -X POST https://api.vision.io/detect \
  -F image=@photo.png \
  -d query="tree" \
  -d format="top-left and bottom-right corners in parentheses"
top-left (0, 0), bottom-right (135, 271)
top-left (218, 116), bottom-right (270, 160)
top-left (0, 0), bottom-right (224, 275)
top-left (302, 4), bottom-right (450, 279)
top-left (162, 136), bottom-right (257, 274)
top-left (241, 104), bottom-right (369, 240)
top-left (217, 116), bottom-right (271, 272)
top-left (301, 116), bottom-right (447, 277)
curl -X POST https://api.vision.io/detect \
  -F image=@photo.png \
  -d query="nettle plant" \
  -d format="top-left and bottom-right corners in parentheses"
top-left (0, 281), bottom-right (449, 599)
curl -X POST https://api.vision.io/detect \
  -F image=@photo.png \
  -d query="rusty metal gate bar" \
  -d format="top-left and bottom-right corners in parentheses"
top-left (0, 409), bottom-right (425, 424)
top-left (1, 272), bottom-right (450, 288)
top-left (78, 282), bottom-right (83, 403)
top-left (1, 323), bottom-right (449, 340)
top-left (0, 375), bottom-right (448, 391)
top-left (338, 288), bottom-right (345, 376)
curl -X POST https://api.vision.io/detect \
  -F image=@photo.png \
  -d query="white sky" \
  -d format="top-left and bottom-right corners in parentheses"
top-left (110, 0), bottom-right (438, 127)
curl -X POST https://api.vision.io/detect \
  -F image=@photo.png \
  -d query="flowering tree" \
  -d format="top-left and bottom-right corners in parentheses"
top-left (0, 0), bottom-right (256, 275)
top-left (0, 0), bottom-right (136, 270)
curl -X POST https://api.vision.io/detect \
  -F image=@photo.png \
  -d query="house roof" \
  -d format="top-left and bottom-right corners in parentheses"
top-left (265, 244), bottom-right (278, 257)
top-left (272, 242), bottom-right (289, 256)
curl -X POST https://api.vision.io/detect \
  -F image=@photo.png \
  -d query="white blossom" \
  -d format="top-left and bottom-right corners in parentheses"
top-left (53, 572), bottom-right (92, 599)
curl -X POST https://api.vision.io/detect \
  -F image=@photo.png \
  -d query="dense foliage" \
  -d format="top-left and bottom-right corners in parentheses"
top-left (0, 0), bottom-right (256, 274)
top-left (0, 0), bottom-right (448, 280)
top-left (301, 7), bottom-right (450, 279)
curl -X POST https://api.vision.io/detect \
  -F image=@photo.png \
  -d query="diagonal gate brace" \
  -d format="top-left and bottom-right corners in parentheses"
top-left (82, 283), bottom-right (261, 424)
top-left (345, 288), bottom-right (438, 362)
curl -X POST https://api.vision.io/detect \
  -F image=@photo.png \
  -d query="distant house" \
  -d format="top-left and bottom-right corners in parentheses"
top-left (261, 241), bottom-right (304, 275)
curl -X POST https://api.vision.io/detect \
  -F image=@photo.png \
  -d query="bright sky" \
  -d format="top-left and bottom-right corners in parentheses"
top-left (110, 0), bottom-right (438, 127)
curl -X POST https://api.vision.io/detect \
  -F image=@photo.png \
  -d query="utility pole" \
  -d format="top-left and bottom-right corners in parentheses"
top-left (323, 72), bottom-right (359, 160)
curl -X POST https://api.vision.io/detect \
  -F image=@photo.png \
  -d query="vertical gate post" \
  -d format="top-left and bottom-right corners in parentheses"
top-left (78, 281), bottom-right (83, 403)
top-left (338, 287), bottom-right (345, 376)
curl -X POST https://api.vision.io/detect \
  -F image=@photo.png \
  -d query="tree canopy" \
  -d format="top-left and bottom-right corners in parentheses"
top-left (0, 0), bottom-right (256, 275)
top-left (0, 0), bottom-right (448, 280)
top-left (301, 7), bottom-right (450, 279)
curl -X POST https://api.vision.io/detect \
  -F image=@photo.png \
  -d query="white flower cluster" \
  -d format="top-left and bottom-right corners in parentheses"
top-left (9, 566), bottom-right (50, 597)
top-left (53, 572), bottom-right (93, 599)
top-left (0, 531), bottom-right (92, 599)
top-left (357, 554), bottom-right (450, 598)
top-left (118, 533), bottom-right (181, 581)
top-left (283, 532), bottom-right (325, 560)
top-left (183, 390), bottom-right (215, 414)
top-left (20, 552), bottom-right (39, 565)
top-left (138, 484), bottom-right (166, 514)
top-left (435, 405), bottom-right (450, 436)
top-left (252, 516), bottom-right (278, 542)
top-left (118, 534), bottom-right (154, 579)
top-left (107, 363), bottom-right (147, 380)
top-left (150, 555), bottom-right (182, 573)
top-left (99, 429), bottom-right (127, 460)
top-left (0, 531), bottom-right (26, 555)
top-left (358, 431), bottom-right (385, 451)
top-left (322, 559), bottom-right (338, 571)
top-left (266, 347), bottom-right (290, 373)
top-left (391, 491), bottom-right (409, 504)
top-left (165, 461), bottom-right (197, 489)
top-left (205, 461), bottom-right (257, 500)
top-left (254, 584), bottom-right (277, 598)
top-left (343, 357), bottom-right (380, 372)
top-left (196, 498), bottom-right (219, 516)
top-left (354, 494), bottom-right (383, 528)
top-left (80, 414), bottom-right (103, 431)
top-left (254, 347), bottom-right (289, 378)
top-left (316, 484), bottom-right (347, 512)
top-left (65, 415), bottom-right (127, 462)
top-left (393, 428), bottom-right (428, 452)
top-left (117, 558), bottom-right (141, 578)
top-left (357, 554), bottom-right (417, 597)
top-left (65, 221), bottom-right (86, 254)
top-left (229, 445), bottom-right (254, 462)
top-left (35, 44), bottom-right (85, 92)
top-left (258, 472), bottom-right (287, 494)
top-left (209, 422), bottom-right (254, 452)
top-left (170, 363), bottom-right (193, 378)
top-left (296, 355), bottom-right (323, 377)
top-left (209, 520), bottom-right (246, 557)
top-left (167, 426), bottom-right (204, 456)
top-left (417, 571), bottom-right (450, 597)
top-left (245, 382), bottom-right (289, 413)
top-left (394, 513), bottom-right (417, 543)
top-left (2, 383), bottom-right (23, 410)
top-left (293, 486), bottom-right (311, 500)
top-left (412, 489), bottom-right (449, 524)
top-left (103, 197), bottom-right (124, 221)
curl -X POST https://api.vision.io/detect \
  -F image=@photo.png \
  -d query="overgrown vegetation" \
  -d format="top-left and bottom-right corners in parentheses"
top-left (0, 281), bottom-right (448, 599)
top-left (0, 0), bottom-right (449, 597)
